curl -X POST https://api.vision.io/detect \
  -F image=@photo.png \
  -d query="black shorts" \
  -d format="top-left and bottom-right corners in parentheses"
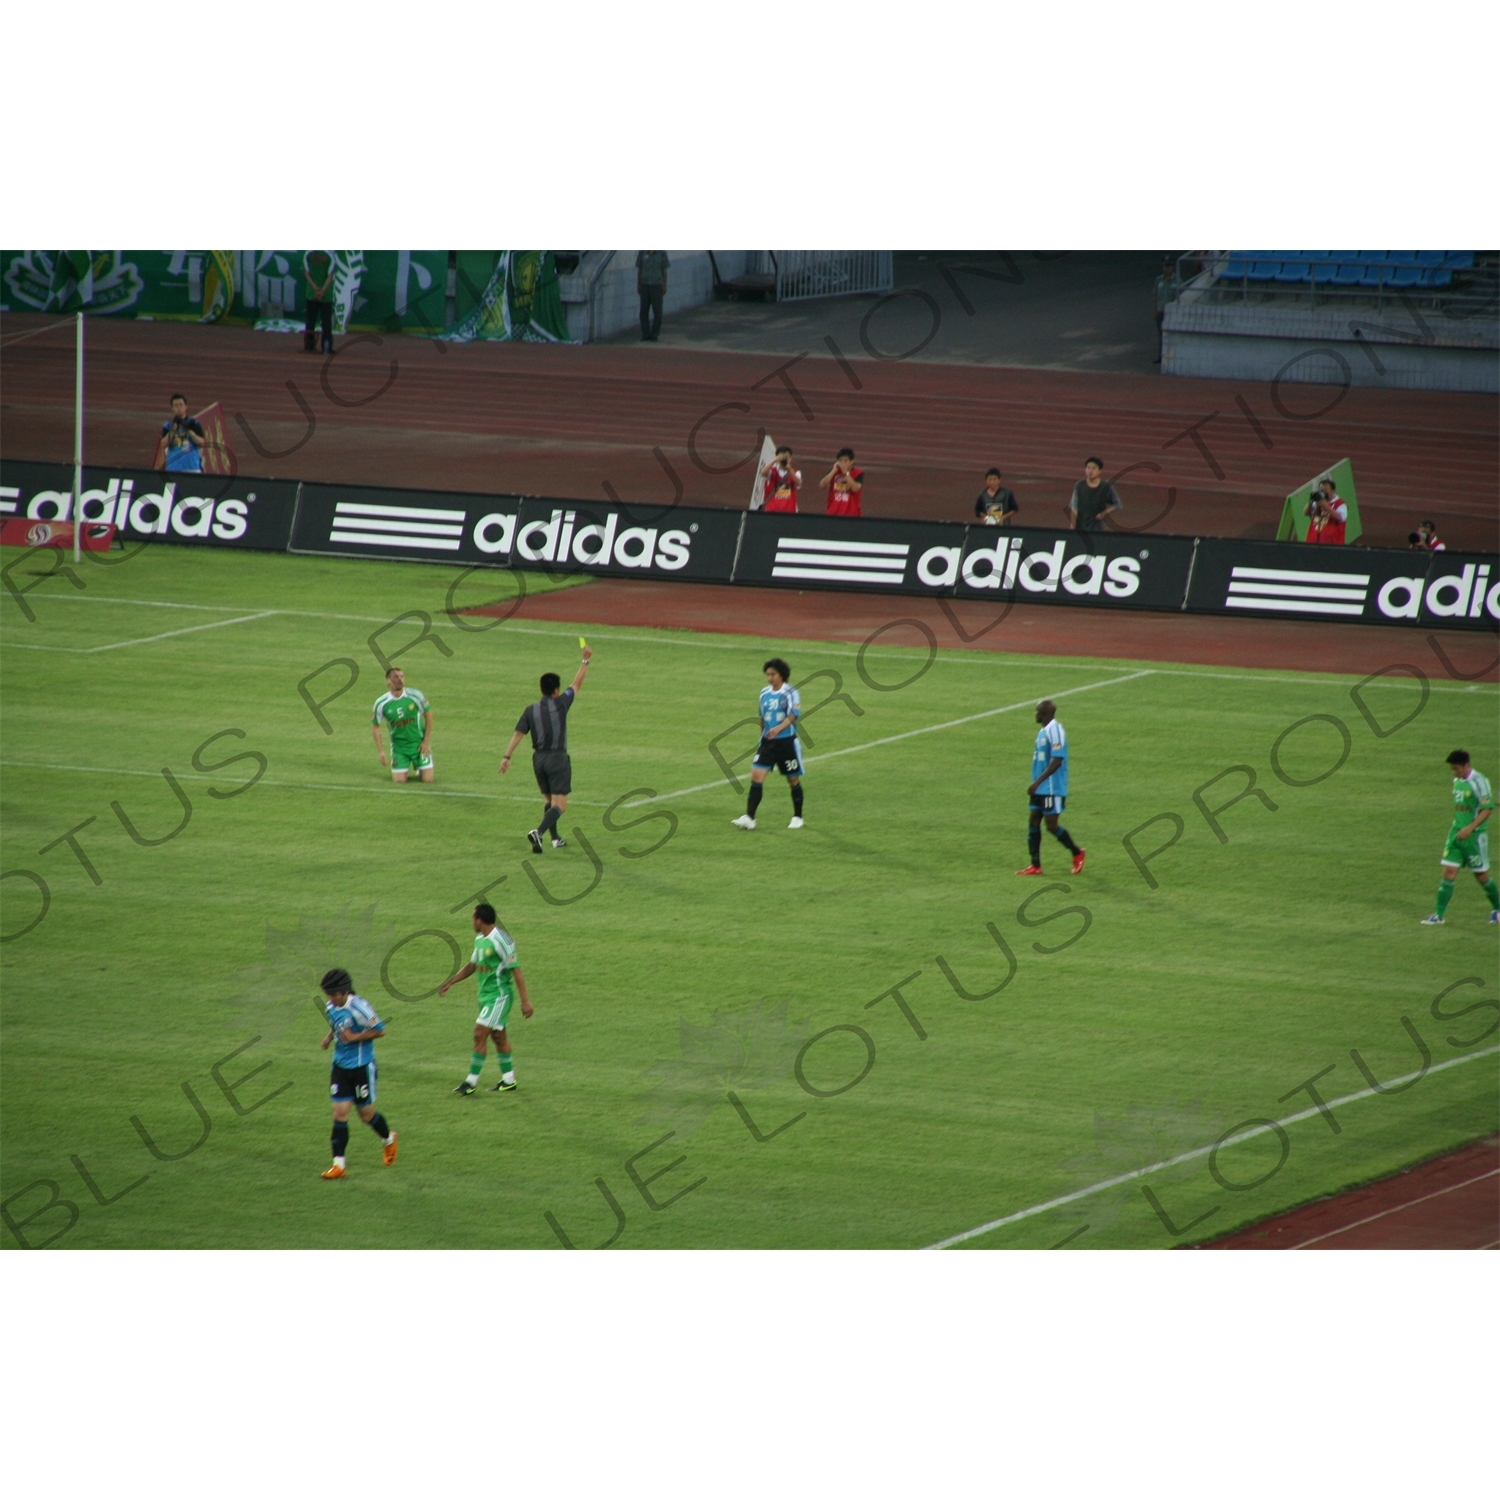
top-left (533, 750), bottom-right (572, 797)
top-left (330, 1063), bottom-right (377, 1104)
top-left (753, 737), bottom-right (803, 777)
top-left (1029, 793), bottom-right (1065, 814)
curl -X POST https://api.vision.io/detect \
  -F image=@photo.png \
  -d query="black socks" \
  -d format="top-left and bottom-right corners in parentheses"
top-left (367, 1113), bottom-right (389, 1139)
top-left (747, 782), bottom-right (765, 817)
top-left (332, 1120), bottom-right (349, 1157)
top-left (791, 783), bottom-right (804, 817)
top-left (1027, 828), bottom-right (1042, 865)
top-left (538, 804), bottom-right (562, 840)
top-left (1051, 825), bottom-right (1080, 855)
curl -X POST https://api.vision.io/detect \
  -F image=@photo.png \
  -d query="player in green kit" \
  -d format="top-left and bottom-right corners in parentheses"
top-left (1421, 749), bottom-right (1500, 925)
top-left (371, 666), bottom-right (434, 782)
top-left (439, 903), bottom-right (535, 1092)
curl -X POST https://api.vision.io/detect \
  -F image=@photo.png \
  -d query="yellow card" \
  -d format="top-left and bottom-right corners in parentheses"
top-left (579, 637), bottom-right (587, 648)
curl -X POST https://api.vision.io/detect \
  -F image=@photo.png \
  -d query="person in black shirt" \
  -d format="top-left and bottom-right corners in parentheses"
top-left (1068, 458), bottom-right (1122, 532)
top-left (974, 468), bottom-right (1018, 525)
top-left (501, 647), bottom-right (592, 852)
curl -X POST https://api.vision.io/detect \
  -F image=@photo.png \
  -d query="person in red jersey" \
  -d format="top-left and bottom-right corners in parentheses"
top-left (821, 448), bottom-right (864, 516)
top-left (760, 446), bottom-right (802, 513)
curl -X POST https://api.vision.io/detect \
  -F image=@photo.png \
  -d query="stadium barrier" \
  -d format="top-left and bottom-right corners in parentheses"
top-left (1, 461), bottom-right (296, 550)
top-left (3, 460), bottom-right (1495, 631)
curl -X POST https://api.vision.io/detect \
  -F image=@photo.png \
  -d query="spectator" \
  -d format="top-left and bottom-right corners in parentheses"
top-left (304, 251), bottom-right (335, 354)
top-left (160, 394), bottom-right (205, 473)
top-left (1068, 458), bottom-right (1121, 531)
top-left (1154, 255), bottom-right (1177, 364)
top-left (974, 467), bottom-right (1018, 526)
top-left (759, 445), bottom-right (802, 513)
top-left (821, 449), bottom-right (864, 516)
top-left (1417, 520), bottom-right (1445, 551)
top-left (636, 251), bottom-right (669, 342)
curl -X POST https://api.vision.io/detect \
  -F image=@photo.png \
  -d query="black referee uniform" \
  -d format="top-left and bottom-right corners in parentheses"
top-left (516, 688), bottom-right (575, 797)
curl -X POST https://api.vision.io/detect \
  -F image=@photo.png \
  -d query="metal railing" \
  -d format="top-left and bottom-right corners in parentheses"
top-left (772, 251), bottom-right (894, 303)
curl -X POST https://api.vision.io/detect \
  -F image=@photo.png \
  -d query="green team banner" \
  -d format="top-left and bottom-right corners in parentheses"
top-left (441, 252), bottom-right (571, 343)
top-left (0, 251), bottom-right (552, 336)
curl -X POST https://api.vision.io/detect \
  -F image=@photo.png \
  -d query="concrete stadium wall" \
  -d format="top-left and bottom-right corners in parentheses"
top-left (560, 252), bottom-right (755, 342)
top-left (1162, 297), bottom-right (1498, 393)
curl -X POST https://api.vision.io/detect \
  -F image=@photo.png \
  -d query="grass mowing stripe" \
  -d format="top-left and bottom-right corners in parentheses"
top-left (10, 590), bottom-right (1490, 691)
top-left (623, 670), bottom-right (1154, 806)
top-left (0, 760), bottom-right (609, 807)
top-left (924, 1043), bottom-right (1500, 1250)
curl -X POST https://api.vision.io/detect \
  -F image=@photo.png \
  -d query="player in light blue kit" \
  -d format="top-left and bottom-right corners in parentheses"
top-left (1017, 699), bottom-right (1085, 876)
top-left (318, 967), bottom-right (398, 1179)
top-left (732, 658), bottom-right (805, 831)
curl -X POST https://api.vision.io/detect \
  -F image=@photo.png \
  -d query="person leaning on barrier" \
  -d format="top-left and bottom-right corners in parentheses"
top-left (1416, 520), bottom-right (1445, 551)
top-left (1068, 457), bottom-right (1121, 531)
top-left (974, 468), bottom-right (1018, 525)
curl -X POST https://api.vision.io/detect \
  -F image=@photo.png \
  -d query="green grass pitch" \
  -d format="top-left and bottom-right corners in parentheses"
top-left (2, 544), bottom-right (1496, 1249)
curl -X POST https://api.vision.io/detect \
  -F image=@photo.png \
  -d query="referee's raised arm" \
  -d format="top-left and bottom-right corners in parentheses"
top-left (570, 645), bottom-right (593, 695)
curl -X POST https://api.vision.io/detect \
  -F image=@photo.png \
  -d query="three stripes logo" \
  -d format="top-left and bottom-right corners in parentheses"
top-left (328, 500), bottom-right (467, 553)
top-left (772, 535), bottom-right (910, 585)
top-left (1223, 565), bottom-right (1370, 617)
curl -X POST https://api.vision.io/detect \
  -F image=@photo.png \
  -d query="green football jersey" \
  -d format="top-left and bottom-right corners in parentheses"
top-left (373, 688), bottom-right (429, 751)
top-left (1450, 768), bottom-right (1493, 833)
top-left (472, 926), bottom-right (518, 1004)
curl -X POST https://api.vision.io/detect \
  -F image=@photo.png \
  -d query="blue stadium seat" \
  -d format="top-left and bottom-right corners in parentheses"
top-left (1385, 252), bottom-right (1421, 267)
top-left (1312, 261), bottom-right (1338, 283)
top-left (1275, 261), bottom-right (1310, 283)
top-left (1249, 261), bottom-right (1281, 280)
top-left (1333, 261), bottom-right (1365, 285)
top-left (1425, 269), bottom-right (1453, 287)
top-left (1224, 258), bottom-right (1248, 278)
top-left (1358, 264), bottom-right (1388, 287)
top-left (1387, 265), bottom-right (1422, 287)
top-left (1413, 252), bottom-right (1444, 267)
top-left (1442, 252), bottom-right (1475, 270)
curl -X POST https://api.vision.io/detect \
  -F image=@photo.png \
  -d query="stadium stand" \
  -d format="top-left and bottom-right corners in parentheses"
top-left (1218, 251), bottom-right (1476, 290)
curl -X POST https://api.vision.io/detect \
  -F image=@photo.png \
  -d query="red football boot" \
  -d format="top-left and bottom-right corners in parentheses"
top-left (1015, 865), bottom-right (1045, 876)
top-left (1071, 848), bottom-right (1087, 875)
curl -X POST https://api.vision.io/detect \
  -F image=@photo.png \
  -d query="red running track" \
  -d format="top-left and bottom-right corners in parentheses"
top-left (4, 313), bottom-right (1496, 550)
top-left (1202, 1136), bottom-right (1499, 1249)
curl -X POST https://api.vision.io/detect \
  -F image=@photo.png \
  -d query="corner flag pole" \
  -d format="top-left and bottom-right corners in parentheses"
top-left (72, 311), bottom-right (84, 563)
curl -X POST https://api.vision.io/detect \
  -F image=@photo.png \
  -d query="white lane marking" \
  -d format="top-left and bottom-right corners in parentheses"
top-left (624, 670), bottom-right (1155, 807)
top-left (1287, 1168), bottom-right (1500, 1249)
top-left (0, 760), bottom-right (607, 808)
top-left (924, 1044), bottom-right (1500, 1250)
top-left (5, 590), bottom-right (1492, 690)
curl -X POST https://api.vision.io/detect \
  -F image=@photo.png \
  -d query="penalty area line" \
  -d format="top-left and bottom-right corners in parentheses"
top-left (923, 1042), bottom-right (1500, 1250)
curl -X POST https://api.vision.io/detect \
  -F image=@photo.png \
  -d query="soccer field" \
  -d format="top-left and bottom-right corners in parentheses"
top-left (2, 544), bottom-right (1496, 1250)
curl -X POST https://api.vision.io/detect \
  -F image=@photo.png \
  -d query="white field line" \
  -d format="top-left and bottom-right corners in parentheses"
top-left (85, 611), bottom-right (276, 652)
top-left (624, 670), bottom-right (1156, 807)
top-left (1288, 1167), bottom-right (1500, 1249)
top-left (924, 1043), bottom-right (1500, 1250)
top-left (0, 760), bottom-right (607, 808)
top-left (4, 591), bottom-right (1490, 691)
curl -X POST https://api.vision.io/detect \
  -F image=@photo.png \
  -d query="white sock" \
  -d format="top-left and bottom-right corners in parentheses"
top-left (465, 1072), bottom-right (479, 1085)
top-left (502, 1070), bottom-right (515, 1084)
top-left (334, 1156), bottom-right (346, 1167)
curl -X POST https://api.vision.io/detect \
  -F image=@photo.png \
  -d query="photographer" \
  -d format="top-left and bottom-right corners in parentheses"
top-left (159, 394), bottom-right (205, 473)
top-left (821, 448), bottom-right (864, 516)
top-left (304, 250), bottom-right (335, 354)
top-left (1303, 478), bottom-right (1347, 545)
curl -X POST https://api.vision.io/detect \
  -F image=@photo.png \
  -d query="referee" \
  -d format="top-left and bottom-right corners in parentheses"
top-left (501, 646), bottom-right (592, 852)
